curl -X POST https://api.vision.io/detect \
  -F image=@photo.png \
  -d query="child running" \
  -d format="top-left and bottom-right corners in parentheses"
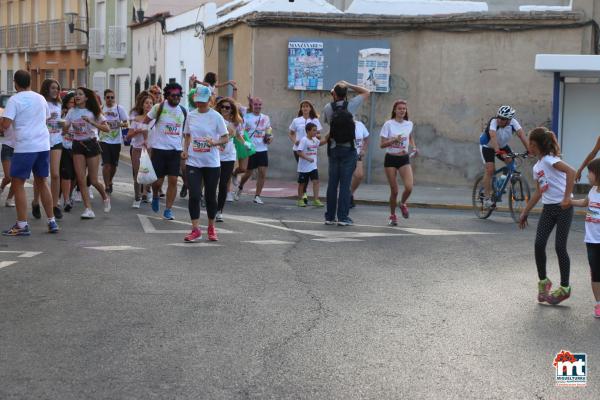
top-left (296, 122), bottom-right (326, 207)
top-left (519, 127), bottom-right (576, 305)
top-left (572, 158), bottom-right (600, 317)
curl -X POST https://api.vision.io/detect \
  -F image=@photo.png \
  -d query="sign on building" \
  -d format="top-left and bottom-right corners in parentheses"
top-left (287, 41), bottom-right (325, 91)
top-left (357, 48), bottom-right (390, 93)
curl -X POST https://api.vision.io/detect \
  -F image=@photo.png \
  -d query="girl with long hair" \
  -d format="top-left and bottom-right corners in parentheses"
top-left (63, 87), bottom-right (111, 219)
top-left (59, 92), bottom-right (76, 212)
top-left (519, 127), bottom-right (576, 305)
top-left (127, 93), bottom-right (154, 208)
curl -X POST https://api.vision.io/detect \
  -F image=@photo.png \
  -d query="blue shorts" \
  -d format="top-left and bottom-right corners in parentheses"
top-left (10, 151), bottom-right (50, 179)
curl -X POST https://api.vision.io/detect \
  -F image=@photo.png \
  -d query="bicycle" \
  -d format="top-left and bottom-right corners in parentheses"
top-left (472, 152), bottom-right (531, 223)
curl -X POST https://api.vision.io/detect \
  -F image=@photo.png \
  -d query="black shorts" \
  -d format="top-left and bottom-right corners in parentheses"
top-left (72, 138), bottom-right (102, 158)
top-left (248, 151), bottom-right (268, 170)
top-left (51, 143), bottom-right (63, 151)
top-left (384, 153), bottom-right (410, 169)
top-left (1, 144), bottom-right (14, 162)
top-left (100, 142), bottom-right (121, 166)
top-left (60, 148), bottom-right (75, 180)
top-left (480, 145), bottom-right (512, 164)
top-left (151, 148), bottom-right (182, 178)
top-left (298, 169), bottom-right (319, 184)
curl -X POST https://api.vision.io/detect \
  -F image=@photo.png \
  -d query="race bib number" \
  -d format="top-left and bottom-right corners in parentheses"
top-left (163, 122), bottom-right (182, 136)
top-left (537, 171), bottom-right (549, 193)
top-left (391, 135), bottom-right (407, 152)
top-left (192, 138), bottom-right (210, 153)
top-left (72, 120), bottom-right (88, 136)
top-left (47, 119), bottom-right (62, 134)
top-left (586, 202), bottom-right (600, 223)
top-left (64, 131), bottom-right (74, 142)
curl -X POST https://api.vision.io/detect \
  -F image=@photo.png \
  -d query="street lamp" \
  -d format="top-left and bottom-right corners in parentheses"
top-left (135, 0), bottom-right (150, 23)
top-left (65, 11), bottom-right (89, 38)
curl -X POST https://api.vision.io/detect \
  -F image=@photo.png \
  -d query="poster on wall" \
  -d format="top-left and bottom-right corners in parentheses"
top-left (357, 48), bottom-right (391, 93)
top-left (287, 41), bottom-right (324, 91)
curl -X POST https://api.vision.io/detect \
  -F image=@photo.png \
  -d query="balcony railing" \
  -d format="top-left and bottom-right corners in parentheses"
top-left (89, 28), bottom-right (105, 59)
top-left (108, 26), bottom-right (127, 59)
top-left (0, 17), bottom-right (87, 52)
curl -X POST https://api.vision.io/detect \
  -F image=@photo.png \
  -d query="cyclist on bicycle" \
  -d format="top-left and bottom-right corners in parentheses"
top-left (480, 105), bottom-right (528, 208)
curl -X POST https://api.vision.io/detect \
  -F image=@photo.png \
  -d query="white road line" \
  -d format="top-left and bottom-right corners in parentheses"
top-left (0, 251), bottom-right (42, 258)
top-left (312, 238), bottom-right (364, 243)
top-left (243, 240), bottom-right (295, 245)
top-left (84, 246), bottom-right (145, 251)
top-left (138, 214), bottom-right (235, 234)
top-left (0, 261), bottom-right (18, 269)
top-left (398, 227), bottom-right (495, 236)
top-left (168, 243), bottom-right (224, 248)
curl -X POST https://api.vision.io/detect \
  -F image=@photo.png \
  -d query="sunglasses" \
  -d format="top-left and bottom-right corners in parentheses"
top-left (220, 105), bottom-right (231, 110)
top-left (169, 94), bottom-right (182, 98)
top-left (498, 117), bottom-right (510, 121)
top-left (105, 96), bottom-right (115, 99)
top-left (150, 91), bottom-right (159, 95)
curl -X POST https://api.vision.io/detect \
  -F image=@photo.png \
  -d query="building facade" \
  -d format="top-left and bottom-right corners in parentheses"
top-left (131, 13), bottom-right (165, 102)
top-left (0, 0), bottom-right (87, 93)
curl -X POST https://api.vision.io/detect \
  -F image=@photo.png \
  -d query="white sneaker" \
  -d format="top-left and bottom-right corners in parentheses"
top-left (234, 188), bottom-right (242, 201)
top-left (88, 187), bottom-right (94, 199)
top-left (5, 198), bottom-right (15, 207)
top-left (254, 196), bottom-right (264, 205)
top-left (81, 208), bottom-right (95, 219)
top-left (226, 192), bottom-right (234, 202)
top-left (483, 198), bottom-right (494, 208)
top-left (103, 198), bottom-right (111, 213)
top-left (132, 200), bottom-right (141, 209)
top-left (232, 175), bottom-right (239, 188)
top-left (215, 211), bottom-right (224, 222)
top-left (74, 190), bottom-right (82, 202)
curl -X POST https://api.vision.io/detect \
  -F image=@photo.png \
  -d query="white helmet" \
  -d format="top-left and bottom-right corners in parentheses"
top-left (497, 105), bottom-right (515, 119)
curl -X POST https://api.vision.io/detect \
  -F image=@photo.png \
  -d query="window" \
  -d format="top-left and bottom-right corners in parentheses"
top-left (7, 69), bottom-right (14, 92)
top-left (134, 77), bottom-right (141, 99)
top-left (7, 2), bottom-right (14, 25)
top-left (77, 69), bottom-right (87, 87)
top-left (69, 69), bottom-right (75, 88)
top-left (58, 69), bottom-right (67, 88)
top-left (44, 69), bottom-right (53, 80)
top-left (46, 0), bottom-right (55, 20)
top-left (95, 0), bottom-right (106, 28)
top-left (18, 0), bottom-right (25, 23)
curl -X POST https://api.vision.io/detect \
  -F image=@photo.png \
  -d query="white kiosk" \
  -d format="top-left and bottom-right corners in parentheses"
top-left (535, 54), bottom-right (600, 184)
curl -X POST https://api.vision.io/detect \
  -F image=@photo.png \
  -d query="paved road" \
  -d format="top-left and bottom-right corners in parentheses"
top-left (0, 163), bottom-right (596, 399)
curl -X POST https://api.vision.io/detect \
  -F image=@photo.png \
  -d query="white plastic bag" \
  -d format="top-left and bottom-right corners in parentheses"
top-left (137, 148), bottom-right (157, 185)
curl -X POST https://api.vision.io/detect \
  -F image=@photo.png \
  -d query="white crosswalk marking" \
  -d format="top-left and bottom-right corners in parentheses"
top-left (84, 246), bottom-right (145, 251)
top-left (312, 238), bottom-right (364, 243)
top-left (243, 240), bottom-right (295, 245)
top-left (138, 214), bottom-right (236, 234)
top-left (0, 261), bottom-right (18, 269)
top-left (168, 243), bottom-right (224, 248)
top-left (0, 251), bottom-right (43, 258)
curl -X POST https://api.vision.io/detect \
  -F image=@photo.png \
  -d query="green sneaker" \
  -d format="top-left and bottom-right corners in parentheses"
top-left (302, 193), bottom-right (308, 205)
top-left (537, 278), bottom-right (552, 303)
top-left (297, 199), bottom-right (307, 208)
top-left (547, 285), bottom-right (571, 305)
top-left (312, 199), bottom-right (324, 207)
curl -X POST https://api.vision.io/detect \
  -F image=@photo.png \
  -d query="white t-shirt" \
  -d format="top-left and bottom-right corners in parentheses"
top-left (65, 108), bottom-right (105, 141)
top-left (1, 125), bottom-right (16, 148)
top-left (129, 112), bottom-right (149, 149)
top-left (46, 101), bottom-right (63, 147)
top-left (297, 136), bottom-right (320, 173)
top-left (101, 104), bottom-right (128, 144)
top-left (3, 91), bottom-right (50, 153)
top-left (533, 155), bottom-right (568, 204)
top-left (219, 122), bottom-right (240, 162)
top-left (147, 102), bottom-right (186, 151)
top-left (484, 118), bottom-right (522, 149)
top-left (289, 116), bottom-right (322, 151)
top-left (355, 121), bottom-right (370, 155)
top-left (585, 187), bottom-right (600, 244)
top-left (183, 108), bottom-right (228, 168)
top-left (380, 119), bottom-right (413, 155)
top-left (62, 125), bottom-right (74, 149)
top-left (244, 113), bottom-right (271, 153)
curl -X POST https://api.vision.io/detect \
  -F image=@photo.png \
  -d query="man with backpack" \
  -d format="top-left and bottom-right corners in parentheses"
top-left (143, 82), bottom-right (188, 220)
top-left (322, 81), bottom-right (370, 226)
top-left (479, 105), bottom-right (528, 208)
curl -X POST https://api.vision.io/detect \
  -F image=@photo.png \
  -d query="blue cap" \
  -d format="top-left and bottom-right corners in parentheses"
top-left (193, 85), bottom-right (211, 103)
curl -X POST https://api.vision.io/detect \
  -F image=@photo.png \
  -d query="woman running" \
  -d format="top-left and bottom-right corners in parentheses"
top-left (59, 91), bottom-right (76, 212)
top-left (289, 100), bottom-right (322, 204)
top-left (63, 87), bottom-right (111, 219)
top-left (182, 86), bottom-right (229, 242)
top-left (0, 114), bottom-right (15, 207)
top-left (519, 127), bottom-right (576, 305)
top-left (351, 119), bottom-right (370, 208)
top-left (380, 99), bottom-right (417, 226)
top-left (215, 97), bottom-right (246, 222)
top-left (127, 93), bottom-right (154, 208)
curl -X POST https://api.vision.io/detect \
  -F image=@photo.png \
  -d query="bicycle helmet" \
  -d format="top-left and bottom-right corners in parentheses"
top-left (497, 105), bottom-right (515, 119)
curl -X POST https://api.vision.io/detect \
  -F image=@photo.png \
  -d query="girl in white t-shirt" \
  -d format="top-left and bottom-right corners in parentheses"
top-left (572, 158), bottom-right (600, 317)
top-left (380, 100), bottom-right (418, 226)
top-left (59, 92), bottom-right (76, 212)
top-left (289, 100), bottom-right (322, 205)
top-left (519, 127), bottom-right (576, 306)
top-left (63, 87), bottom-right (111, 219)
top-left (126, 93), bottom-right (154, 208)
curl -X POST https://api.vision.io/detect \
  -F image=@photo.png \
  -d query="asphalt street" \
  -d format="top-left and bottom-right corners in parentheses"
top-left (0, 163), bottom-right (597, 399)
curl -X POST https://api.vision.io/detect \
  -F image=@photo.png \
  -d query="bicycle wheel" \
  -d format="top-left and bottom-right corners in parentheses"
top-left (509, 176), bottom-right (531, 223)
top-left (472, 174), bottom-right (493, 219)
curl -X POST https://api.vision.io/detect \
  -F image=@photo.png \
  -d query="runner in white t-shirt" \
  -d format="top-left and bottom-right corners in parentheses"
top-left (289, 100), bottom-right (322, 205)
top-left (126, 92), bottom-right (154, 208)
top-left (59, 92), bottom-right (76, 212)
top-left (0, 107), bottom-right (16, 207)
top-left (380, 100), bottom-right (418, 226)
top-left (350, 119), bottom-right (370, 208)
top-left (0, 70), bottom-right (58, 236)
top-left (100, 89), bottom-right (128, 195)
top-left (519, 127), bottom-right (575, 306)
top-left (237, 97), bottom-right (273, 205)
top-left (63, 87), bottom-right (111, 219)
top-left (181, 85), bottom-right (229, 242)
top-left (296, 122), bottom-right (327, 207)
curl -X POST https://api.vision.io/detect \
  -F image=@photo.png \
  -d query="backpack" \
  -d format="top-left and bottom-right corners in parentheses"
top-left (329, 101), bottom-right (356, 148)
top-left (152, 101), bottom-right (188, 132)
top-left (479, 117), bottom-right (516, 146)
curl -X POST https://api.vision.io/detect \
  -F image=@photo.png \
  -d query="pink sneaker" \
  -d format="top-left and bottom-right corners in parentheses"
top-left (208, 225), bottom-right (218, 242)
top-left (388, 214), bottom-right (398, 226)
top-left (400, 203), bottom-right (409, 219)
top-left (595, 304), bottom-right (600, 318)
top-left (184, 228), bottom-right (202, 242)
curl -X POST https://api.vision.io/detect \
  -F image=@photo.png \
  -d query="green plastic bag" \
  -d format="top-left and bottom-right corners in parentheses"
top-left (234, 130), bottom-right (256, 159)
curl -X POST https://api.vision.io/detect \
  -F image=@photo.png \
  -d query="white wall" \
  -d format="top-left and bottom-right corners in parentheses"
top-left (131, 21), bottom-right (165, 102)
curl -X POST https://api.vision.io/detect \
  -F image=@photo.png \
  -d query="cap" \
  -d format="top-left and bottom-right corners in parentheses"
top-left (193, 85), bottom-right (211, 103)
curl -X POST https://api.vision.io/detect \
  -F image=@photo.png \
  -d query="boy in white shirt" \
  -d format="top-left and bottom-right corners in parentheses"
top-left (296, 123), bottom-right (327, 207)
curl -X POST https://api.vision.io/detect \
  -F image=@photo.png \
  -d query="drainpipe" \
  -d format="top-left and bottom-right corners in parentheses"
top-left (551, 72), bottom-right (560, 138)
